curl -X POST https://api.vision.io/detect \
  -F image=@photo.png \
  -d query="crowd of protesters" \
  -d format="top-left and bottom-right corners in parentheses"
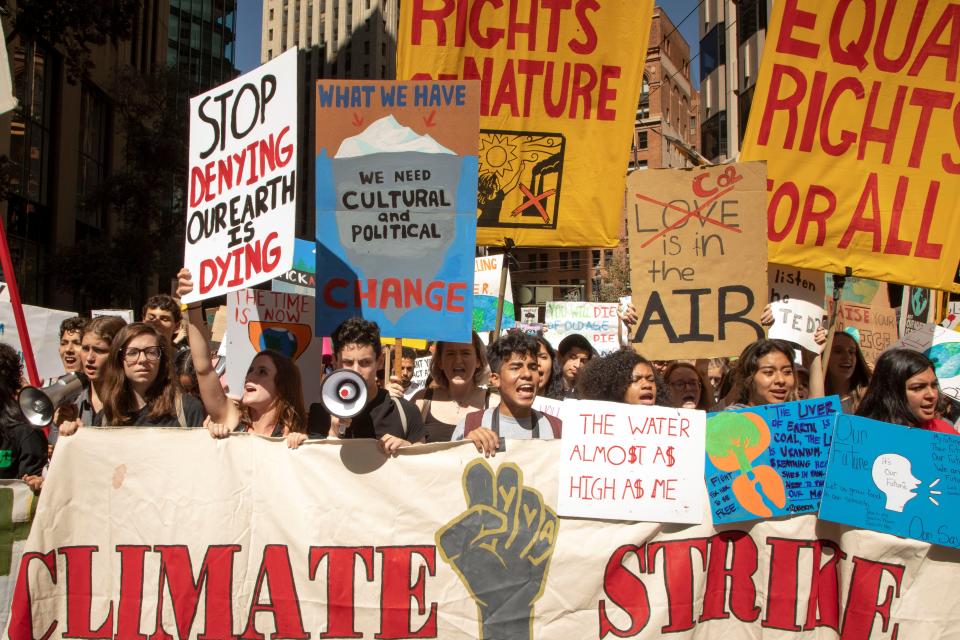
top-left (0, 267), bottom-right (951, 492)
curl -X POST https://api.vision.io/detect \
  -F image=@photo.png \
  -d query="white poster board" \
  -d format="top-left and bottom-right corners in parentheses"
top-left (91, 309), bottom-right (135, 324)
top-left (557, 399), bottom-right (706, 524)
top-left (473, 254), bottom-right (515, 331)
top-left (767, 265), bottom-right (825, 353)
top-left (895, 323), bottom-right (960, 402)
top-left (411, 356), bottom-right (431, 388)
top-left (532, 395), bottom-right (564, 420)
top-left (543, 301), bottom-right (619, 354)
top-left (183, 47), bottom-right (298, 303)
top-left (225, 289), bottom-right (323, 405)
top-left (0, 303), bottom-right (76, 382)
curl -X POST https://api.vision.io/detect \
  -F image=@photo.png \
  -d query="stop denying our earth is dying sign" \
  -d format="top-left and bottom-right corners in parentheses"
top-left (182, 48), bottom-right (297, 304)
top-left (314, 80), bottom-right (479, 342)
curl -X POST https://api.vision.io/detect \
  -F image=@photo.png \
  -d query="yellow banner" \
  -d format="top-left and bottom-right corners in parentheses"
top-left (397, 0), bottom-right (654, 247)
top-left (740, 0), bottom-right (960, 292)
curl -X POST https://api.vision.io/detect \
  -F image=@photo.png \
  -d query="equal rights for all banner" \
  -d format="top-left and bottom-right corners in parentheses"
top-left (397, 0), bottom-right (653, 248)
top-left (741, 0), bottom-right (960, 292)
top-left (8, 429), bottom-right (960, 639)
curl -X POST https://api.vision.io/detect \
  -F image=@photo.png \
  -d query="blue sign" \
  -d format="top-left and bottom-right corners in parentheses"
top-left (273, 237), bottom-right (316, 296)
top-left (820, 414), bottom-right (960, 549)
top-left (313, 80), bottom-right (478, 342)
top-left (704, 397), bottom-right (841, 524)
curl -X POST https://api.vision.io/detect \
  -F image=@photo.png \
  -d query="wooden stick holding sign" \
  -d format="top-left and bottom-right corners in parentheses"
top-left (820, 273), bottom-right (848, 376)
top-left (493, 240), bottom-right (515, 337)
top-left (394, 340), bottom-right (403, 380)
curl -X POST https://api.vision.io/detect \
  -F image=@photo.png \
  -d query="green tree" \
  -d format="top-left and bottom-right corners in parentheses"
top-left (6, 0), bottom-right (141, 82)
top-left (50, 66), bottom-right (189, 307)
top-left (596, 251), bottom-right (632, 303)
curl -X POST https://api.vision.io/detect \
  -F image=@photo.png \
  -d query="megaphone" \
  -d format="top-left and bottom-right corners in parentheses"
top-left (320, 369), bottom-right (368, 419)
top-left (18, 372), bottom-right (89, 427)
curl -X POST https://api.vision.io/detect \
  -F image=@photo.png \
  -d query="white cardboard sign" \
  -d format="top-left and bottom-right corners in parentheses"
top-left (557, 399), bottom-right (706, 524)
top-left (0, 303), bottom-right (76, 382)
top-left (767, 265), bottom-right (825, 353)
top-left (183, 48), bottom-right (298, 303)
top-left (543, 301), bottom-right (619, 354)
top-left (225, 289), bottom-right (323, 405)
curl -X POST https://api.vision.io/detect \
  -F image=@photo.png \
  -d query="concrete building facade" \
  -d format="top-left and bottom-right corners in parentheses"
top-left (261, 0), bottom-right (398, 239)
top-left (698, 0), bottom-right (769, 162)
top-left (0, 1), bottom-right (172, 308)
top-left (511, 7), bottom-right (700, 313)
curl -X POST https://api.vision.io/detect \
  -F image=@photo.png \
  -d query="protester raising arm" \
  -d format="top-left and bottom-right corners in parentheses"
top-left (177, 269), bottom-right (307, 448)
top-left (177, 269), bottom-right (238, 432)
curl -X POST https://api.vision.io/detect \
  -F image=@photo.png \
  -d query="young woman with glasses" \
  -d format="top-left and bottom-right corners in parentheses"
top-left (96, 323), bottom-right (206, 427)
top-left (664, 362), bottom-right (713, 410)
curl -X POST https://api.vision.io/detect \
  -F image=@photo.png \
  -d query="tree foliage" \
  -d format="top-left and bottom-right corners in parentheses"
top-left (50, 66), bottom-right (189, 308)
top-left (597, 251), bottom-right (632, 303)
top-left (8, 0), bottom-right (141, 82)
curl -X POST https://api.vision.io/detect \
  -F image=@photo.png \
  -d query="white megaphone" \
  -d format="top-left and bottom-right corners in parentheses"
top-left (18, 372), bottom-right (89, 427)
top-left (320, 369), bottom-right (368, 419)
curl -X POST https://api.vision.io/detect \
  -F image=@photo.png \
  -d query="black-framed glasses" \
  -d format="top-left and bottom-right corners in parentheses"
top-left (122, 346), bottom-right (162, 363)
top-left (670, 380), bottom-right (701, 391)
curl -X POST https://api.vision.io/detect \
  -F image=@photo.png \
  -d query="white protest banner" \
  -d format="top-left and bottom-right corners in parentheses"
top-left (183, 47), bottom-right (297, 303)
top-left (19, 431), bottom-right (960, 639)
top-left (0, 18), bottom-right (16, 115)
top-left (0, 481), bottom-right (34, 631)
top-left (767, 265), bottom-right (826, 352)
top-left (226, 289), bottom-right (323, 405)
top-left (558, 399), bottom-right (705, 524)
top-left (543, 301), bottom-right (619, 354)
top-left (473, 254), bottom-right (514, 332)
top-left (0, 303), bottom-right (76, 382)
top-left (91, 309), bottom-right (135, 324)
top-left (532, 395), bottom-right (563, 420)
top-left (895, 323), bottom-right (960, 402)
top-left (0, 284), bottom-right (9, 302)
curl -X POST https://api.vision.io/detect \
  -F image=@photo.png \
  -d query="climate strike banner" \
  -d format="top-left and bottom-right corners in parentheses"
top-left (8, 430), bottom-right (960, 639)
top-left (397, 0), bottom-right (654, 248)
top-left (183, 47), bottom-right (297, 303)
top-left (627, 162), bottom-right (768, 360)
top-left (314, 80), bottom-right (478, 342)
top-left (740, 0), bottom-right (960, 293)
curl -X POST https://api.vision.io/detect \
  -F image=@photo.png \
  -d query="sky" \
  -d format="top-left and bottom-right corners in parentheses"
top-left (234, 0), bottom-right (703, 86)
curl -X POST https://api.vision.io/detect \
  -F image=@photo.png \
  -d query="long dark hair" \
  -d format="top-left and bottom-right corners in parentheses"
top-left (534, 335), bottom-right (564, 400)
top-left (238, 350), bottom-right (306, 434)
top-left (101, 323), bottom-right (177, 425)
top-left (732, 339), bottom-right (798, 406)
top-left (825, 331), bottom-right (872, 409)
top-left (857, 349), bottom-right (937, 427)
top-left (0, 343), bottom-right (26, 434)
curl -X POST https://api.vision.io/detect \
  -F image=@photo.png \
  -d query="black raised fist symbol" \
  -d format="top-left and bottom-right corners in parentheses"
top-left (436, 459), bottom-right (559, 640)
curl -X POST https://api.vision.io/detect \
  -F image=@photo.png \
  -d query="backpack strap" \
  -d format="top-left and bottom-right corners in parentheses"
top-left (462, 409), bottom-right (486, 437)
top-left (175, 393), bottom-right (187, 429)
top-left (538, 411), bottom-right (563, 439)
top-left (391, 397), bottom-right (408, 438)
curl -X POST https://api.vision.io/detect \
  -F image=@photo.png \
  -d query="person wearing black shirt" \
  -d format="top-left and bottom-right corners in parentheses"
top-left (0, 344), bottom-right (47, 487)
top-left (309, 317), bottom-right (424, 451)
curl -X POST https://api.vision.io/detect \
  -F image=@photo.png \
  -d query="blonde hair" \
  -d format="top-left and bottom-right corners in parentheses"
top-left (429, 332), bottom-right (491, 389)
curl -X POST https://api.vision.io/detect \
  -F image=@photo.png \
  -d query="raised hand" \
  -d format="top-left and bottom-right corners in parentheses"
top-left (437, 459), bottom-right (558, 640)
